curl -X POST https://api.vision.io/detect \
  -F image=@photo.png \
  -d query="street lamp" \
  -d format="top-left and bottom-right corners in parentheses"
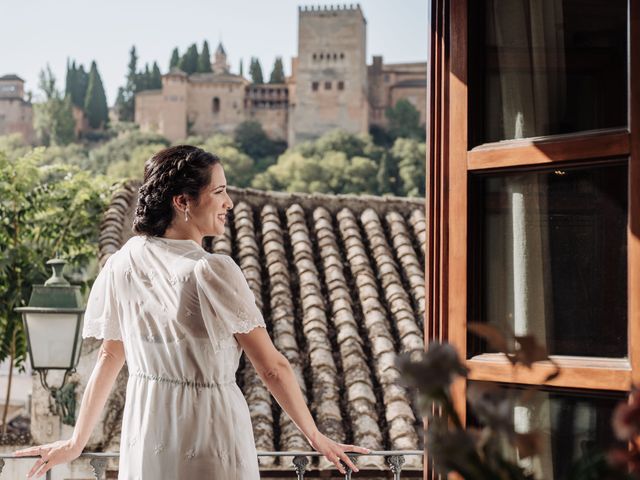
top-left (15, 258), bottom-right (85, 426)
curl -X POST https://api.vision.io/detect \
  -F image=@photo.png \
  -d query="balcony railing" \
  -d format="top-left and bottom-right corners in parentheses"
top-left (0, 450), bottom-right (423, 479)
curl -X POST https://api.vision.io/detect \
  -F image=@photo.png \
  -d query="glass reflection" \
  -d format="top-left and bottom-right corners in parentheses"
top-left (468, 0), bottom-right (627, 146)
top-left (473, 162), bottom-right (627, 357)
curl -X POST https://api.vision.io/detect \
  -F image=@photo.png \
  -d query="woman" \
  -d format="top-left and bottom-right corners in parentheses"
top-left (15, 145), bottom-right (369, 479)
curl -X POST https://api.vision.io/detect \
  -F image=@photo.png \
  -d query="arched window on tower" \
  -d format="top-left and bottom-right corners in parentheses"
top-left (212, 97), bottom-right (220, 113)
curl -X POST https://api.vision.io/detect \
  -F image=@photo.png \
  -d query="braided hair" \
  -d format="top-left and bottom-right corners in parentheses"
top-left (133, 145), bottom-right (221, 237)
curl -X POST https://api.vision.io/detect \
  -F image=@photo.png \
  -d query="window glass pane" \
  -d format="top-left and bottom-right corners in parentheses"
top-left (467, 383), bottom-right (625, 480)
top-left (468, 0), bottom-right (627, 146)
top-left (471, 162), bottom-right (627, 357)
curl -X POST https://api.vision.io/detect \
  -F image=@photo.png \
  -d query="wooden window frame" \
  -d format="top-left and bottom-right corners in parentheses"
top-left (427, 0), bottom-right (640, 427)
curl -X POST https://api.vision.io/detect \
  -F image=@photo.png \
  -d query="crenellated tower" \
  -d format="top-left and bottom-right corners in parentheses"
top-left (289, 4), bottom-right (369, 145)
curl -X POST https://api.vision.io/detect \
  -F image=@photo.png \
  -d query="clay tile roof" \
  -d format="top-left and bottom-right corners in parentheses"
top-left (99, 181), bottom-right (425, 471)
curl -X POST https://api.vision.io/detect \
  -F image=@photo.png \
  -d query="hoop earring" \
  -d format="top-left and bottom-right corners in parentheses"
top-left (184, 209), bottom-right (189, 222)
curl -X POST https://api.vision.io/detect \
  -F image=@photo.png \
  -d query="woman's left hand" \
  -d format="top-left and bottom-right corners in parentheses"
top-left (308, 430), bottom-right (371, 475)
top-left (14, 439), bottom-right (82, 478)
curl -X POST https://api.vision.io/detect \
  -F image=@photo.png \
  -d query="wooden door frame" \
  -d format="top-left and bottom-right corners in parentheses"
top-left (427, 0), bottom-right (640, 444)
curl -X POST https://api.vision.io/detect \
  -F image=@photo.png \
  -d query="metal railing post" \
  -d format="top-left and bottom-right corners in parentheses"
top-left (387, 454), bottom-right (406, 480)
top-left (89, 457), bottom-right (108, 480)
top-left (0, 449), bottom-right (422, 478)
top-left (292, 455), bottom-right (309, 479)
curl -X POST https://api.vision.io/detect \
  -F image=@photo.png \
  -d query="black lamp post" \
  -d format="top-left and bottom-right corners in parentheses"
top-left (15, 259), bottom-right (85, 426)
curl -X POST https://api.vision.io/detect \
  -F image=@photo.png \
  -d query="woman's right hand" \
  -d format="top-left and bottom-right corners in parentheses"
top-left (308, 430), bottom-right (371, 475)
top-left (14, 439), bottom-right (82, 478)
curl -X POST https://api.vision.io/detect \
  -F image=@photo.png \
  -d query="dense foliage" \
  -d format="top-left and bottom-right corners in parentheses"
top-left (386, 99), bottom-right (425, 141)
top-left (252, 130), bottom-right (425, 197)
top-left (0, 147), bottom-right (115, 431)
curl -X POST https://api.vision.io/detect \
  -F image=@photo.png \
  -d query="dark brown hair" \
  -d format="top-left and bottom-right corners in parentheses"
top-left (132, 145), bottom-right (221, 237)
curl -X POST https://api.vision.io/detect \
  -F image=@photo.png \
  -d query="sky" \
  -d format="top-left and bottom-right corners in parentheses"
top-left (1, 0), bottom-right (428, 105)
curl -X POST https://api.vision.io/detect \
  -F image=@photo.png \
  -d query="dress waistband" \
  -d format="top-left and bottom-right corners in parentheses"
top-left (132, 371), bottom-right (235, 388)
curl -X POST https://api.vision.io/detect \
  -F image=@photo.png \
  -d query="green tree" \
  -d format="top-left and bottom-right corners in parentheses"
top-left (84, 61), bottom-right (109, 129)
top-left (376, 153), bottom-right (398, 195)
top-left (34, 66), bottom-right (75, 146)
top-left (64, 59), bottom-right (76, 102)
top-left (107, 142), bottom-right (167, 179)
top-left (0, 149), bottom-right (113, 432)
top-left (249, 57), bottom-right (264, 84)
top-left (151, 62), bottom-right (162, 89)
top-left (88, 130), bottom-right (169, 173)
top-left (385, 99), bottom-right (424, 140)
top-left (179, 44), bottom-right (199, 75)
top-left (65, 61), bottom-right (90, 110)
top-left (140, 63), bottom-right (152, 91)
top-left (251, 131), bottom-right (380, 195)
top-left (269, 57), bottom-right (285, 83)
top-left (234, 121), bottom-right (286, 161)
top-left (198, 40), bottom-right (213, 73)
top-left (239, 58), bottom-right (244, 77)
top-left (169, 47), bottom-right (180, 70)
top-left (115, 46), bottom-right (138, 121)
top-left (391, 137), bottom-right (426, 197)
top-left (0, 134), bottom-right (30, 161)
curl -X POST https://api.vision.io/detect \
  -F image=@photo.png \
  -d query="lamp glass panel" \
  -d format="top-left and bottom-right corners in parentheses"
top-left (25, 312), bottom-right (79, 369)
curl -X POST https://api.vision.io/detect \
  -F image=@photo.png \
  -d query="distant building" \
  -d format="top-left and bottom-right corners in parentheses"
top-left (0, 75), bottom-right (35, 144)
top-left (135, 4), bottom-right (426, 145)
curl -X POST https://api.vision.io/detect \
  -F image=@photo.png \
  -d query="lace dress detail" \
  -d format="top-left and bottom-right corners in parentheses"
top-left (81, 235), bottom-right (264, 479)
top-left (83, 256), bottom-right (123, 341)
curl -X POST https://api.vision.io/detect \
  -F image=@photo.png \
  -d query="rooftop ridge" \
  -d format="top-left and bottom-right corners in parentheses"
top-left (98, 180), bottom-right (424, 266)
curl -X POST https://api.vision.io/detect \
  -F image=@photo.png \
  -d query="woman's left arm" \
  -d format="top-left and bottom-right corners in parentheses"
top-left (14, 339), bottom-right (126, 479)
top-left (236, 327), bottom-right (370, 475)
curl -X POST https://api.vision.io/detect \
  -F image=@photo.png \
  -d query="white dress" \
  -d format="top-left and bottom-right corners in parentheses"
top-left (82, 235), bottom-right (267, 479)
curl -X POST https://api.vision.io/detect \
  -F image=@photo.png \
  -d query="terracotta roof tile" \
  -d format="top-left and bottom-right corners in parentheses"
top-left (98, 182), bottom-right (425, 471)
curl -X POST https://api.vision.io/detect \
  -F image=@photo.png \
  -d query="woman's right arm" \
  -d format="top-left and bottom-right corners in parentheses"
top-left (14, 339), bottom-right (126, 479)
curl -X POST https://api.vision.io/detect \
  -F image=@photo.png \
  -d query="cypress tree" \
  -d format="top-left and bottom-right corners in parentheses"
top-left (198, 40), bottom-right (213, 73)
top-left (115, 46), bottom-right (137, 121)
top-left (65, 60), bottom-right (88, 109)
top-left (169, 47), bottom-right (180, 70)
top-left (249, 57), bottom-right (264, 84)
top-left (151, 62), bottom-right (162, 89)
top-left (127, 46), bottom-right (139, 92)
top-left (376, 153), bottom-right (396, 194)
top-left (76, 65), bottom-right (89, 109)
top-left (239, 58), bottom-right (243, 77)
top-left (84, 61), bottom-right (109, 129)
top-left (65, 59), bottom-right (75, 100)
top-left (179, 44), bottom-right (199, 75)
top-left (269, 57), bottom-right (285, 83)
top-left (139, 63), bottom-right (151, 91)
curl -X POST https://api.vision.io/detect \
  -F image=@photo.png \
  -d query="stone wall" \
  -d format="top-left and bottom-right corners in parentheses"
top-left (135, 89), bottom-right (164, 135)
top-left (187, 77), bottom-right (247, 137)
top-left (289, 5), bottom-right (369, 145)
top-left (0, 97), bottom-right (34, 144)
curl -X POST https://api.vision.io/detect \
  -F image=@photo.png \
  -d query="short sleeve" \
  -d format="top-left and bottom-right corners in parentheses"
top-left (82, 256), bottom-right (123, 341)
top-left (194, 254), bottom-right (266, 351)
